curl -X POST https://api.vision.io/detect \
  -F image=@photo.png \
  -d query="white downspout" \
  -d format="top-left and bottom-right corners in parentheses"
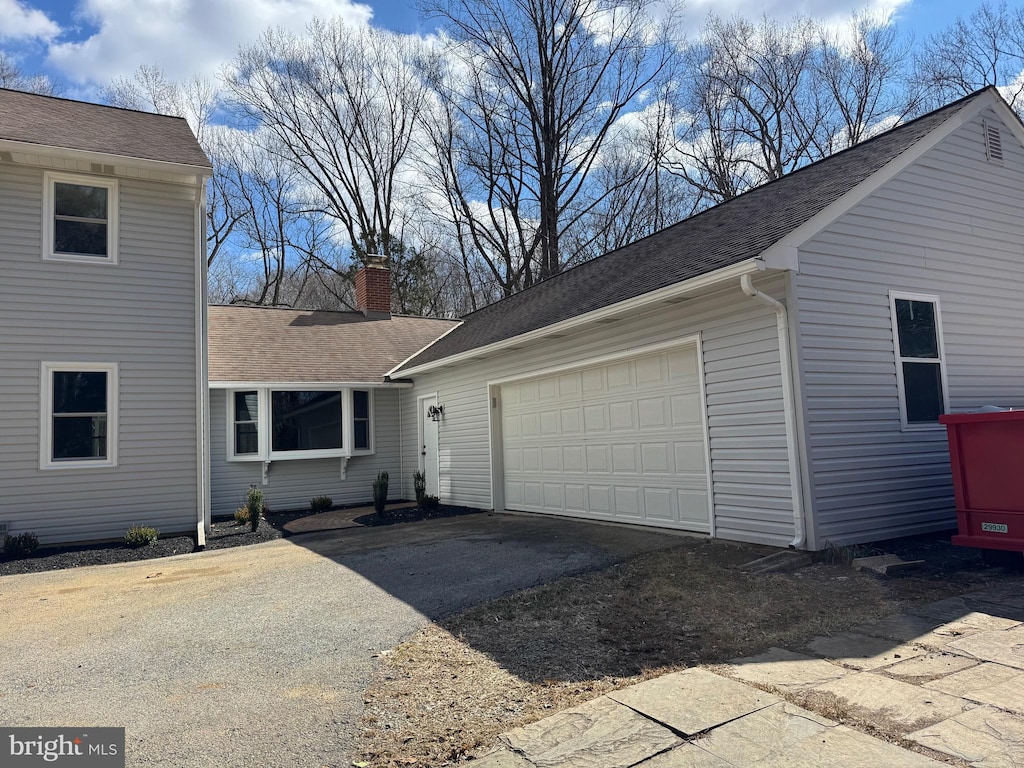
top-left (740, 274), bottom-right (806, 549)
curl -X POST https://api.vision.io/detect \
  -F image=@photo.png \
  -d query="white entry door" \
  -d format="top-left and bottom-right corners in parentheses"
top-left (420, 395), bottom-right (440, 497)
top-left (500, 345), bottom-right (711, 532)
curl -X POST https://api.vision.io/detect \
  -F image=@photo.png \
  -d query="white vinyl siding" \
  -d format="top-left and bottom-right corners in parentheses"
top-left (0, 162), bottom-right (200, 544)
top-left (795, 107), bottom-right (1024, 548)
top-left (209, 387), bottom-right (402, 516)
top-left (400, 276), bottom-right (796, 547)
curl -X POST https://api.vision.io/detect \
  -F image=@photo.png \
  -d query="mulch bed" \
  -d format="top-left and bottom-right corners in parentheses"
top-left (0, 503), bottom-right (486, 576)
top-left (354, 504), bottom-right (481, 527)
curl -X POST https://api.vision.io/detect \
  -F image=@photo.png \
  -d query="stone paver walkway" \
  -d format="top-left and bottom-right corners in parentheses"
top-left (474, 579), bottom-right (1024, 767)
top-left (282, 501), bottom-right (416, 534)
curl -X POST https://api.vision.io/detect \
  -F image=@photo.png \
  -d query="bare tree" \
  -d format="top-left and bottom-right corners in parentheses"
top-left (225, 22), bottom-right (429, 262)
top-left (0, 51), bottom-right (57, 94)
top-left (817, 13), bottom-right (920, 150)
top-left (104, 65), bottom-right (242, 267)
top-left (670, 15), bottom-right (829, 205)
top-left (421, 0), bottom-right (681, 296)
top-left (916, 1), bottom-right (1024, 112)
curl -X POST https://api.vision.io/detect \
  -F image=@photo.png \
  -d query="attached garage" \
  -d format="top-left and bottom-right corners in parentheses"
top-left (497, 341), bottom-right (713, 532)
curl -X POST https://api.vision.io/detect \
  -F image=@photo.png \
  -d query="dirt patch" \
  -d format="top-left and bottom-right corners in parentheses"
top-left (357, 533), bottom-right (1002, 767)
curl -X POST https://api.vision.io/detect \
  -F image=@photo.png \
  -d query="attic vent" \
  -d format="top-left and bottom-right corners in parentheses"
top-left (89, 163), bottom-right (115, 175)
top-left (984, 120), bottom-right (1004, 164)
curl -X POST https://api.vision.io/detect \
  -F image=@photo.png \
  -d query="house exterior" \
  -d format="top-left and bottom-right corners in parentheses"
top-left (206, 259), bottom-right (458, 516)
top-left (0, 89), bottom-right (212, 545)
top-left (389, 87), bottom-right (1024, 550)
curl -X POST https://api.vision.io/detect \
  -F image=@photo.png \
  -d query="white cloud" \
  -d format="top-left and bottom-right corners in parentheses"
top-left (683, 0), bottom-right (911, 34)
top-left (46, 0), bottom-right (373, 85)
top-left (0, 0), bottom-right (60, 42)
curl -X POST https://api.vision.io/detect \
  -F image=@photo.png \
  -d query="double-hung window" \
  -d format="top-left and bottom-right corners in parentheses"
top-left (43, 172), bottom-right (118, 263)
top-left (228, 388), bottom-right (373, 460)
top-left (41, 363), bottom-right (118, 469)
top-left (890, 292), bottom-right (948, 428)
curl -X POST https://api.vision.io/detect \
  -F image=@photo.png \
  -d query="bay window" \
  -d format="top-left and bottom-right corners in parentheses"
top-left (228, 387), bottom-right (373, 460)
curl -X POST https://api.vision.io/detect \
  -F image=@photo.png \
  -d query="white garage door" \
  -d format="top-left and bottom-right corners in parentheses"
top-left (501, 345), bottom-right (711, 532)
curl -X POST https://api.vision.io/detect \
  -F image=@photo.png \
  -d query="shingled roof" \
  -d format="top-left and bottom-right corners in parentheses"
top-left (208, 306), bottom-right (459, 384)
top-left (395, 88), bottom-right (993, 373)
top-left (0, 88), bottom-right (211, 168)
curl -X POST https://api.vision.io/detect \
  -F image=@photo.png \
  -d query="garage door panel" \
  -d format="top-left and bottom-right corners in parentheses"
top-left (589, 485), bottom-right (612, 512)
top-left (641, 442), bottom-right (671, 473)
top-left (563, 446), bottom-right (584, 471)
top-left (583, 404), bottom-right (607, 432)
top-left (638, 397), bottom-right (669, 428)
top-left (565, 484), bottom-right (586, 512)
top-left (611, 443), bottom-right (638, 472)
top-left (560, 407), bottom-right (582, 433)
top-left (541, 446), bottom-right (562, 471)
top-left (613, 486), bottom-right (641, 517)
top-left (609, 400), bottom-right (635, 430)
top-left (538, 377), bottom-right (558, 400)
top-left (671, 394), bottom-right (702, 425)
top-left (586, 444), bottom-right (610, 472)
top-left (607, 361), bottom-right (633, 389)
top-left (635, 354), bottom-right (665, 385)
top-left (674, 442), bottom-right (706, 472)
top-left (644, 488), bottom-right (674, 520)
top-left (502, 345), bottom-right (710, 532)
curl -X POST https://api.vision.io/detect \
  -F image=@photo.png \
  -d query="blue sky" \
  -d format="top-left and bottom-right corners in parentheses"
top-left (1, 0), bottom-right (968, 97)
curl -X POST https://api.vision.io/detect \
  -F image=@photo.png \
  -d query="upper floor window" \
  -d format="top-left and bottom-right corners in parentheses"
top-left (43, 172), bottom-right (118, 264)
top-left (889, 292), bottom-right (948, 429)
top-left (41, 362), bottom-right (119, 469)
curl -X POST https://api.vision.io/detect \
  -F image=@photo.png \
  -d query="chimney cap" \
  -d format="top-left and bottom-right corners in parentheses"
top-left (364, 254), bottom-right (389, 269)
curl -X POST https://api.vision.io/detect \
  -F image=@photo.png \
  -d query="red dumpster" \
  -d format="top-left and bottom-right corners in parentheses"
top-left (939, 410), bottom-right (1024, 555)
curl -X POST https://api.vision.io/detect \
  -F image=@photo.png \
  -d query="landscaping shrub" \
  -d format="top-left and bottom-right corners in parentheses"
top-left (309, 495), bottom-right (333, 514)
top-left (413, 471), bottom-right (426, 506)
top-left (124, 525), bottom-right (159, 548)
top-left (245, 485), bottom-right (265, 532)
top-left (421, 495), bottom-right (440, 512)
top-left (3, 532), bottom-right (39, 559)
top-left (233, 507), bottom-right (250, 526)
top-left (373, 471), bottom-right (389, 514)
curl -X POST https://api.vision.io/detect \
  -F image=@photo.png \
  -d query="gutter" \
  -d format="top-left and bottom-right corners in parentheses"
top-left (195, 178), bottom-right (211, 548)
top-left (740, 274), bottom-right (806, 549)
top-left (392, 259), bottom-right (763, 378)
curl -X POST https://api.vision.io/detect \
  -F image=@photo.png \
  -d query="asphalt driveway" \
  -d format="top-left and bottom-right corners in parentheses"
top-left (0, 512), bottom-right (684, 767)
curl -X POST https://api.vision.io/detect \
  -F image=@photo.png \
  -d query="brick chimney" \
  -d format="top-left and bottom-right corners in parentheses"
top-left (354, 255), bottom-right (392, 319)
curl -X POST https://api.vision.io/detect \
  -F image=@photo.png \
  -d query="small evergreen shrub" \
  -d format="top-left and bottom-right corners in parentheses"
top-left (233, 507), bottom-right (250, 526)
top-left (413, 471), bottom-right (426, 506)
top-left (3, 532), bottom-right (39, 559)
top-left (421, 495), bottom-right (440, 512)
top-left (309, 495), bottom-right (333, 514)
top-left (373, 471), bottom-right (389, 514)
top-left (245, 485), bottom-right (265, 532)
top-left (124, 525), bottom-right (159, 548)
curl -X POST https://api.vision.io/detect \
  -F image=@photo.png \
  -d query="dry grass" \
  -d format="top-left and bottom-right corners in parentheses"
top-left (357, 536), bottom-right (995, 767)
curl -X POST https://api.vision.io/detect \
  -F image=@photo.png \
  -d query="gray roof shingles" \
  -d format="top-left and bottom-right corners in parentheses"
top-left (395, 89), bottom-right (989, 372)
top-left (208, 305), bottom-right (459, 384)
top-left (0, 88), bottom-right (211, 168)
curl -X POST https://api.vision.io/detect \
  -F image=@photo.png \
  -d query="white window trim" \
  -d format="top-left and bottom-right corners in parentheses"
top-left (40, 362), bottom-right (119, 469)
top-left (226, 386), bottom-right (375, 462)
top-left (42, 171), bottom-right (119, 264)
top-left (889, 291), bottom-right (950, 432)
top-left (351, 388), bottom-right (375, 456)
